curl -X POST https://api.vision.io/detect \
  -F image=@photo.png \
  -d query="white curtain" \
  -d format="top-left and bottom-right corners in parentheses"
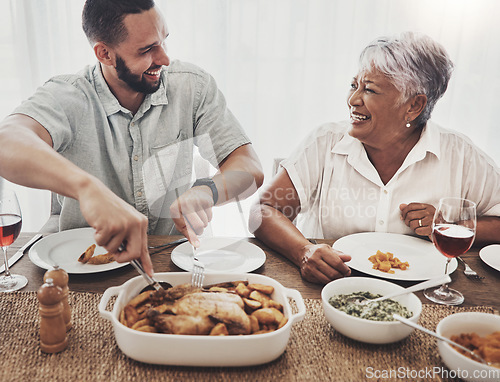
top-left (1, 0), bottom-right (499, 233)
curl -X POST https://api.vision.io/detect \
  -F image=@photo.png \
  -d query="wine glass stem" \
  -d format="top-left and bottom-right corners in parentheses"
top-left (444, 258), bottom-right (450, 275)
top-left (440, 258), bottom-right (452, 293)
top-left (440, 283), bottom-right (450, 293)
top-left (2, 246), bottom-right (11, 277)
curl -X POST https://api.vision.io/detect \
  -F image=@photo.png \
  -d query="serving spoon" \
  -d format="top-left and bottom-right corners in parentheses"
top-left (347, 274), bottom-right (451, 306)
top-left (393, 314), bottom-right (497, 368)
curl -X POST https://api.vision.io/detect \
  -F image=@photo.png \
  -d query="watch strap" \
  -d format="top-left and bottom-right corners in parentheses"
top-left (192, 177), bottom-right (219, 204)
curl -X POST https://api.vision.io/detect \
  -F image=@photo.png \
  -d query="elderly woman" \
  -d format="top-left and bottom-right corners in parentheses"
top-left (251, 32), bottom-right (500, 284)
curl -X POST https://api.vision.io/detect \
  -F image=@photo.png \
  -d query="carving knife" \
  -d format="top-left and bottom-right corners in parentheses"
top-left (0, 234), bottom-right (43, 273)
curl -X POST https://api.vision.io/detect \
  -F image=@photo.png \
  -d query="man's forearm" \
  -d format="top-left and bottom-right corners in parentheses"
top-left (212, 144), bottom-right (264, 205)
top-left (0, 118), bottom-right (92, 201)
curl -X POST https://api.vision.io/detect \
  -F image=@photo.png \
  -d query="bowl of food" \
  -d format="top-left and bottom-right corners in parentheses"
top-left (321, 277), bottom-right (422, 344)
top-left (436, 312), bottom-right (500, 382)
top-left (98, 272), bottom-right (305, 366)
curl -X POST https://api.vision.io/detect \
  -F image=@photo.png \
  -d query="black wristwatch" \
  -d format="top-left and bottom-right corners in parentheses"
top-left (192, 177), bottom-right (218, 205)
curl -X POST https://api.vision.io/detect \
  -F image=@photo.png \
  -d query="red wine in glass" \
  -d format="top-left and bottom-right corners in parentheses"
top-left (424, 197), bottom-right (476, 306)
top-left (0, 189), bottom-right (28, 292)
top-left (432, 224), bottom-right (475, 259)
top-left (0, 214), bottom-right (22, 247)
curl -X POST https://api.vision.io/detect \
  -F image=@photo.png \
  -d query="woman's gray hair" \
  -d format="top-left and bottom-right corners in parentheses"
top-left (359, 32), bottom-right (454, 128)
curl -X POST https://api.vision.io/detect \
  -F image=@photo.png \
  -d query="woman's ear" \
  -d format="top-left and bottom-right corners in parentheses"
top-left (93, 42), bottom-right (114, 66)
top-left (407, 94), bottom-right (428, 121)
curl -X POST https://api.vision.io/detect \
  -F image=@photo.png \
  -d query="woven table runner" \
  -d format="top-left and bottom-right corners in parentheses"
top-left (0, 292), bottom-right (495, 382)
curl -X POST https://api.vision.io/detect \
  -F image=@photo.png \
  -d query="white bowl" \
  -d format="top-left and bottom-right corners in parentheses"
top-left (99, 272), bottom-right (305, 366)
top-left (321, 277), bottom-right (422, 344)
top-left (436, 312), bottom-right (500, 382)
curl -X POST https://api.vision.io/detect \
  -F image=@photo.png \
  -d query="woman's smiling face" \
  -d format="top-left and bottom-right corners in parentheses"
top-left (347, 68), bottom-right (411, 148)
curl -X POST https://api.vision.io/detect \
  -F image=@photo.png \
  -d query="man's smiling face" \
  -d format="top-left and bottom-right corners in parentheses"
top-left (112, 6), bottom-right (170, 94)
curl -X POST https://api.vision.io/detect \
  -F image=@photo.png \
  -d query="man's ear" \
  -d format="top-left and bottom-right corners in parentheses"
top-left (407, 94), bottom-right (427, 122)
top-left (93, 42), bottom-right (114, 66)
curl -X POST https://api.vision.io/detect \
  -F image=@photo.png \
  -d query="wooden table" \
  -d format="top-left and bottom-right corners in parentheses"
top-left (2, 232), bottom-right (499, 382)
top-left (6, 233), bottom-right (500, 311)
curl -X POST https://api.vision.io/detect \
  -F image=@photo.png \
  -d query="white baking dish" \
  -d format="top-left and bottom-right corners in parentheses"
top-left (99, 272), bottom-right (305, 366)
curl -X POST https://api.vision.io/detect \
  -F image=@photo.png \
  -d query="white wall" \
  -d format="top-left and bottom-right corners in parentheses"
top-left (1, 0), bottom-right (499, 234)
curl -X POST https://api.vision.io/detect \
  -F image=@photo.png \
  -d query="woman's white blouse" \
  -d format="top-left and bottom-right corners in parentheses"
top-left (281, 121), bottom-right (500, 240)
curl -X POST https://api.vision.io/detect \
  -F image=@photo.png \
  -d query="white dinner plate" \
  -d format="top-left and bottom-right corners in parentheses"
top-left (29, 227), bottom-right (128, 274)
top-left (333, 232), bottom-right (458, 281)
top-left (479, 244), bottom-right (500, 272)
top-left (171, 237), bottom-right (266, 273)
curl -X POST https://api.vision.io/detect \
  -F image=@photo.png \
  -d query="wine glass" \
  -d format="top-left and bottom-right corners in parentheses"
top-left (0, 189), bottom-right (28, 292)
top-left (423, 197), bottom-right (476, 305)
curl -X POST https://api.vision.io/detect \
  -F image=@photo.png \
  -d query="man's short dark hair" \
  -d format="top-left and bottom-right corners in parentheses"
top-left (82, 0), bottom-right (155, 46)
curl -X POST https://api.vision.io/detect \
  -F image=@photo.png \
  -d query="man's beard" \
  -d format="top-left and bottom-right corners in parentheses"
top-left (115, 55), bottom-right (161, 94)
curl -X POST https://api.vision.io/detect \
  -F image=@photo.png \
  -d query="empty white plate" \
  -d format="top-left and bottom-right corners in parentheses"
top-left (171, 237), bottom-right (266, 273)
top-left (479, 244), bottom-right (500, 272)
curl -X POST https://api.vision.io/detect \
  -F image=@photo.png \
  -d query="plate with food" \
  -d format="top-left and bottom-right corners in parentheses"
top-left (479, 244), bottom-right (500, 272)
top-left (333, 232), bottom-right (457, 281)
top-left (171, 237), bottom-right (266, 274)
top-left (29, 227), bottom-right (127, 273)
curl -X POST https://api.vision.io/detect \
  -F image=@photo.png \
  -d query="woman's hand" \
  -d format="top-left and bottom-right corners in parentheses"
top-left (299, 244), bottom-right (351, 284)
top-left (399, 202), bottom-right (436, 238)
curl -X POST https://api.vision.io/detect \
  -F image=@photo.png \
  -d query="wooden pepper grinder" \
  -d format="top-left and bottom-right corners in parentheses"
top-left (44, 266), bottom-right (71, 331)
top-left (37, 278), bottom-right (68, 353)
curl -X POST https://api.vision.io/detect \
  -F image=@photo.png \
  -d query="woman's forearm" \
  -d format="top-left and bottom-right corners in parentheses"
top-left (251, 203), bottom-right (310, 267)
top-left (475, 216), bottom-right (500, 246)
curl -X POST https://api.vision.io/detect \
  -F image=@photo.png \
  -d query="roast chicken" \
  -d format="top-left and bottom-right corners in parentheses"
top-left (147, 284), bottom-right (251, 335)
top-left (146, 312), bottom-right (215, 335)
